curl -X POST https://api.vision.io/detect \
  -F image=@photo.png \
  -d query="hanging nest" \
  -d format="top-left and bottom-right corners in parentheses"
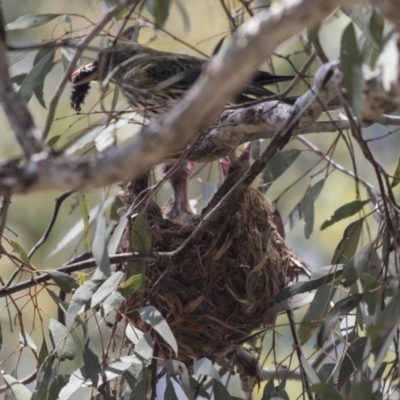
top-left (119, 166), bottom-right (307, 366)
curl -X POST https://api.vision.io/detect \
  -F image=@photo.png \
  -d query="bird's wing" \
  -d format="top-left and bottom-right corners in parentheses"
top-left (131, 55), bottom-right (204, 90)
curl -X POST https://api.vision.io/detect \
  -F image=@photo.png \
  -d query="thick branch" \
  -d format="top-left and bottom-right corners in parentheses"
top-left (0, 8), bottom-right (43, 156)
top-left (0, 0), bottom-right (361, 195)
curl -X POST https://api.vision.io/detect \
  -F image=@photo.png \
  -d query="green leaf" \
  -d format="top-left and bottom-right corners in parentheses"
top-left (140, 306), bottom-right (177, 354)
top-left (92, 209), bottom-right (111, 277)
top-left (213, 380), bottom-right (231, 400)
top-left (129, 212), bottom-right (152, 276)
top-left (47, 135), bottom-right (61, 146)
top-left (79, 193), bottom-right (92, 253)
top-left (102, 274), bottom-right (144, 315)
top-left (6, 14), bottom-right (62, 30)
top-left (332, 219), bottom-right (363, 264)
top-left (272, 265), bottom-right (343, 304)
top-left (338, 336), bottom-right (367, 386)
top-left (7, 51), bottom-right (29, 67)
top-left (33, 47), bottom-right (55, 108)
top-left (111, 86), bottom-right (120, 112)
top-left (118, 274), bottom-right (144, 296)
top-left (58, 369), bottom-right (84, 400)
top-left (18, 48), bottom-right (55, 105)
top-left (193, 358), bottom-right (219, 380)
top-left (90, 271), bottom-right (125, 308)
top-left (262, 149), bottom-right (301, 191)
top-left (321, 200), bottom-right (369, 230)
top-left (168, 361), bottom-right (193, 400)
top-left (20, 327), bottom-right (38, 352)
top-left (66, 280), bottom-right (100, 329)
top-left (298, 284), bottom-right (336, 344)
top-left (340, 23), bottom-right (363, 121)
top-left (165, 377), bottom-right (179, 400)
top-left (31, 356), bottom-right (55, 400)
top-left (145, 0), bottom-right (171, 28)
top-left (49, 318), bottom-right (77, 360)
top-left (342, 243), bottom-right (373, 287)
top-left (47, 270), bottom-right (78, 291)
top-left (10, 240), bottom-right (30, 265)
top-left (61, 47), bottom-right (77, 71)
top-left (38, 338), bottom-right (49, 365)
top-left (317, 294), bottom-right (363, 347)
top-left (1, 372), bottom-right (33, 399)
top-left (302, 180), bottom-right (324, 239)
top-left (369, 10), bottom-right (384, 50)
top-left (12, 73), bottom-right (28, 86)
top-left (82, 339), bottom-right (101, 387)
top-left (391, 157), bottom-right (400, 188)
top-left (348, 381), bottom-right (375, 400)
top-left (311, 383), bottom-right (344, 400)
top-left (48, 375), bottom-right (70, 400)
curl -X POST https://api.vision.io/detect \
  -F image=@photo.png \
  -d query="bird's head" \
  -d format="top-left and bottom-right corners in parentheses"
top-left (71, 42), bottom-right (149, 87)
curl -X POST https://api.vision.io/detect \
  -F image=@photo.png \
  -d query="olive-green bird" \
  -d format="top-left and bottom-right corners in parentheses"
top-left (71, 42), bottom-right (294, 116)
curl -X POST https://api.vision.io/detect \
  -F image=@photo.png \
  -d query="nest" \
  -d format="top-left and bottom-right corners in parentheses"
top-left (119, 167), bottom-right (304, 366)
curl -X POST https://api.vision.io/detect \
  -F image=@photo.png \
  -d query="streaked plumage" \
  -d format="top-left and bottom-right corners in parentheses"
top-left (71, 42), bottom-right (294, 117)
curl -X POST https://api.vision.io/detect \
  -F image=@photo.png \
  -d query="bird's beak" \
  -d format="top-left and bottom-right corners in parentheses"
top-left (71, 62), bottom-right (99, 87)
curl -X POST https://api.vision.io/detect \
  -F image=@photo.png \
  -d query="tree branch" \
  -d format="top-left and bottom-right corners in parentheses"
top-left (0, 0), bottom-right (363, 195)
top-left (0, 8), bottom-right (43, 156)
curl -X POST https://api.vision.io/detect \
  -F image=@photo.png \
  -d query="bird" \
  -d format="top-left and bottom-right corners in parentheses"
top-left (70, 42), bottom-right (294, 116)
top-left (162, 161), bottom-right (196, 223)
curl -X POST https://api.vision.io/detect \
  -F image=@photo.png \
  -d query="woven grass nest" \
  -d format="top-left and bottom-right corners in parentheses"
top-left (119, 163), bottom-right (305, 366)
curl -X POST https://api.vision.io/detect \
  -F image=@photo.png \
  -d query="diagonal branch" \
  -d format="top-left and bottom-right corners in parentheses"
top-left (0, 0), bottom-right (366, 196)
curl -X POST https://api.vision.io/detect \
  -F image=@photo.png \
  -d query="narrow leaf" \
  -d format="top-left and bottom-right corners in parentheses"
top-left (341, 23), bottom-right (363, 120)
top-left (19, 49), bottom-right (55, 104)
top-left (6, 14), bottom-right (62, 30)
top-left (302, 180), bottom-right (324, 239)
top-left (90, 271), bottom-right (124, 308)
top-left (342, 243), bottom-right (373, 287)
top-left (262, 149), bottom-right (301, 191)
top-left (47, 270), bottom-right (78, 291)
top-left (49, 318), bottom-right (77, 360)
top-left (391, 157), bottom-right (400, 188)
top-left (311, 383), bottom-right (343, 400)
top-left (140, 306), bottom-right (177, 354)
top-left (321, 200), bottom-right (369, 230)
top-left (317, 294), bottom-right (363, 347)
top-left (332, 219), bottom-right (363, 264)
top-left (31, 356), bottom-right (55, 400)
top-left (79, 193), bottom-right (91, 253)
top-left (1, 372), bottom-right (33, 399)
top-left (66, 280), bottom-right (100, 329)
top-left (92, 209), bottom-right (111, 277)
top-left (213, 380), bottom-right (231, 400)
top-left (10, 241), bottom-right (30, 265)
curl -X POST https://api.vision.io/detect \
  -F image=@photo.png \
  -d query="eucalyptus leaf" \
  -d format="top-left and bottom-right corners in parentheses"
top-left (321, 200), bottom-right (369, 230)
top-left (49, 318), bottom-right (77, 360)
top-left (1, 372), bottom-right (33, 399)
top-left (341, 23), bottom-right (363, 120)
top-left (6, 14), bottom-right (62, 30)
top-left (140, 306), bottom-right (177, 354)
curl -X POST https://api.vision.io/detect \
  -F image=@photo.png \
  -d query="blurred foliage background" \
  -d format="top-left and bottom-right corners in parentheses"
top-left (1, 0), bottom-right (400, 399)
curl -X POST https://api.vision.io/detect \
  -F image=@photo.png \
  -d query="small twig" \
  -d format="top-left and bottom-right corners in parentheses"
top-left (287, 309), bottom-right (314, 400)
top-left (219, 0), bottom-right (238, 31)
top-left (0, 251), bottom-right (167, 297)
